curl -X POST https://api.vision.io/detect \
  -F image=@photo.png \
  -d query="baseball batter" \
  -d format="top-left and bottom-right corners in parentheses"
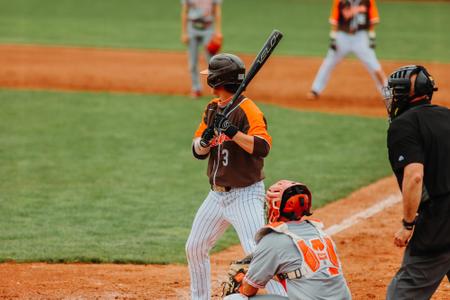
top-left (224, 180), bottom-right (351, 300)
top-left (181, 0), bottom-right (222, 98)
top-left (307, 0), bottom-right (386, 100)
top-left (187, 53), bottom-right (286, 299)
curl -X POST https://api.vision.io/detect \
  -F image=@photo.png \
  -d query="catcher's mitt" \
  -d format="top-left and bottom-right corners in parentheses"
top-left (221, 254), bottom-right (252, 297)
top-left (206, 34), bottom-right (223, 56)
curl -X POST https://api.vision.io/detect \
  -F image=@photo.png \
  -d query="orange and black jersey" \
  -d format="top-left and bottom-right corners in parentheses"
top-left (193, 96), bottom-right (272, 188)
top-left (329, 0), bottom-right (379, 33)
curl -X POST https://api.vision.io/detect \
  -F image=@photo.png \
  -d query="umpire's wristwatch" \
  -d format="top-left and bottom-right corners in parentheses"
top-left (402, 218), bottom-right (416, 230)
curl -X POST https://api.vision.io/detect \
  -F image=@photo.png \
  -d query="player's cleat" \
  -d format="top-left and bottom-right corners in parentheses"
top-left (191, 90), bottom-right (202, 99)
top-left (306, 90), bottom-right (319, 100)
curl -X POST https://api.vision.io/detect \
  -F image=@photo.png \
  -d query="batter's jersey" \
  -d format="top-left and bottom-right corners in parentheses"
top-left (181, 0), bottom-right (221, 22)
top-left (245, 221), bottom-right (351, 300)
top-left (329, 0), bottom-right (379, 33)
top-left (193, 96), bottom-right (272, 188)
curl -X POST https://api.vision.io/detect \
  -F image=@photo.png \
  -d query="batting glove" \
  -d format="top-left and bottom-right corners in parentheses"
top-left (329, 38), bottom-right (337, 51)
top-left (200, 126), bottom-right (215, 147)
top-left (214, 113), bottom-right (238, 139)
top-left (369, 31), bottom-right (376, 49)
top-left (329, 31), bottom-right (337, 51)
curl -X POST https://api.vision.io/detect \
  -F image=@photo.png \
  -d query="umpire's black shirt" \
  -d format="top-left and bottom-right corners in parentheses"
top-left (387, 103), bottom-right (450, 255)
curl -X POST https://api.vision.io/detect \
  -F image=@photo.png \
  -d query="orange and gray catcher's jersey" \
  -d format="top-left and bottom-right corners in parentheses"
top-left (193, 96), bottom-right (272, 188)
top-left (329, 0), bottom-right (380, 33)
top-left (245, 220), bottom-right (352, 300)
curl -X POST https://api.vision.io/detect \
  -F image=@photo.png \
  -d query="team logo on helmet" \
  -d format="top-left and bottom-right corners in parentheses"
top-left (266, 180), bottom-right (312, 223)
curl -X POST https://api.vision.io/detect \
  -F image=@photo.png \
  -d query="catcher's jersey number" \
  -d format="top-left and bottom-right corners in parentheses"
top-left (297, 237), bottom-right (341, 276)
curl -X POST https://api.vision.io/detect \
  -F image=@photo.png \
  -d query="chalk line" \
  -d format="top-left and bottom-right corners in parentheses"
top-left (325, 193), bottom-right (402, 236)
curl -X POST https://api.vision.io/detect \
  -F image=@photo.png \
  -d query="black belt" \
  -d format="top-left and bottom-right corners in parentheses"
top-left (191, 20), bottom-right (212, 30)
top-left (277, 268), bottom-right (302, 280)
top-left (211, 185), bottom-right (231, 192)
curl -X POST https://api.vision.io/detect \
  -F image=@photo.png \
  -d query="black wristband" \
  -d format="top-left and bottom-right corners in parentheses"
top-left (402, 218), bottom-right (416, 230)
top-left (224, 125), bottom-right (238, 139)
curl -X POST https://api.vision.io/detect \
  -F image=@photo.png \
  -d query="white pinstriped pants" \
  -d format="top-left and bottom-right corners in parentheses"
top-left (186, 181), bottom-right (287, 299)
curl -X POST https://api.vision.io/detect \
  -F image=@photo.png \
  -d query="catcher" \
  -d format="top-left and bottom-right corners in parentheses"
top-left (223, 180), bottom-right (352, 300)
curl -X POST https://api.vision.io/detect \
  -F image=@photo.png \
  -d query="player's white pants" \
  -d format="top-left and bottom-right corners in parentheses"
top-left (187, 24), bottom-right (214, 93)
top-left (186, 181), bottom-right (287, 300)
top-left (311, 30), bottom-right (384, 95)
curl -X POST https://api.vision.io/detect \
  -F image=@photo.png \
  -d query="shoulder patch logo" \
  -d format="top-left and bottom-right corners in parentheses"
top-left (398, 155), bottom-right (405, 162)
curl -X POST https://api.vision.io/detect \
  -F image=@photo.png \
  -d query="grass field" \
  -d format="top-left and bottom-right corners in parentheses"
top-left (1, 0), bottom-right (443, 265)
top-left (0, 90), bottom-right (390, 263)
top-left (0, 0), bottom-right (448, 61)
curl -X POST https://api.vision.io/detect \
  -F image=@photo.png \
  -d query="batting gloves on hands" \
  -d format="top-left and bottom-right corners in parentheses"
top-left (329, 31), bottom-right (337, 51)
top-left (200, 126), bottom-right (215, 147)
top-left (214, 113), bottom-right (238, 139)
top-left (369, 31), bottom-right (376, 49)
top-left (329, 38), bottom-right (337, 51)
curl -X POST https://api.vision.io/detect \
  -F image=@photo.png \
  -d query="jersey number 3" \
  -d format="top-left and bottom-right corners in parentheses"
top-left (221, 149), bottom-right (229, 166)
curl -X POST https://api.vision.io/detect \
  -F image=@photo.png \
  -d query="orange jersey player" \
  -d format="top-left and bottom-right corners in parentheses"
top-left (307, 0), bottom-right (386, 100)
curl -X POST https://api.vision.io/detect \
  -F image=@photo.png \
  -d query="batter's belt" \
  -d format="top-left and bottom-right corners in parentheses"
top-left (211, 184), bottom-right (232, 192)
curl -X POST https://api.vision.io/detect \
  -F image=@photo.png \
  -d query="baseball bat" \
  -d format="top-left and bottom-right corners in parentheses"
top-left (200, 29), bottom-right (283, 147)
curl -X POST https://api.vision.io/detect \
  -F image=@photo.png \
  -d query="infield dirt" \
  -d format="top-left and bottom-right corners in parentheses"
top-left (0, 45), bottom-right (449, 299)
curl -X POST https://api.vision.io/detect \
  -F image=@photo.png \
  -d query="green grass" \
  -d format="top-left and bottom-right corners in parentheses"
top-left (0, 90), bottom-right (390, 263)
top-left (0, 0), bottom-right (448, 61)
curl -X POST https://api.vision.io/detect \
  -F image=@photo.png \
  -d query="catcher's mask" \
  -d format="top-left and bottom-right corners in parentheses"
top-left (200, 53), bottom-right (245, 91)
top-left (266, 180), bottom-right (312, 223)
top-left (382, 65), bottom-right (437, 121)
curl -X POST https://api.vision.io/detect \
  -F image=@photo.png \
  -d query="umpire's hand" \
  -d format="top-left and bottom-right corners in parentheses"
top-left (394, 227), bottom-right (413, 247)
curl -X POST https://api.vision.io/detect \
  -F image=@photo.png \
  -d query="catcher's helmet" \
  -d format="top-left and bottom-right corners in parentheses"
top-left (382, 65), bottom-right (438, 120)
top-left (266, 180), bottom-right (312, 223)
top-left (200, 53), bottom-right (245, 90)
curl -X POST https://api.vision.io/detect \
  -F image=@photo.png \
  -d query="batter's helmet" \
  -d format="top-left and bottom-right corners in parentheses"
top-left (200, 53), bottom-right (245, 91)
top-left (266, 180), bottom-right (312, 223)
top-left (382, 65), bottom-right (438, 120)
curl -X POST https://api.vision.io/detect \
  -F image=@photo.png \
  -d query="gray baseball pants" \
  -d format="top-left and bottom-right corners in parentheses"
top-left (187, 23), bottom-right (214, 93)
top-left (386, 246), bottom-right (450, 300)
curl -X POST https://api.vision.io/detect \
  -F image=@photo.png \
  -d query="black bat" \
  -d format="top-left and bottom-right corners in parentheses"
top-left (200, 29), bottom-right (283, 147)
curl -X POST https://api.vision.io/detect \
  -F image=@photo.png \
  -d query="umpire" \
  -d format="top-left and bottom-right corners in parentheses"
top-left (383, 65), bottom-right (450, 299)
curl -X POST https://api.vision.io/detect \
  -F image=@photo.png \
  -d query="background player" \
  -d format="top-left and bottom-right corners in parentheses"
top-left (383, 65), bottom-right (450, 299)
top-left (224, 180), bottom-right (351, 300)
top-left (307, 0), bottom-right (386, 100)
top-left (181, 0), bottom-right (222, 98)
top-left (187, 53), bottom-right (286, 299)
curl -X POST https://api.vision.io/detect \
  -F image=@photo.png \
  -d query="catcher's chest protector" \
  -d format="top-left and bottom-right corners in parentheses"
top-left (262, 221), bottom-right (342, 279)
